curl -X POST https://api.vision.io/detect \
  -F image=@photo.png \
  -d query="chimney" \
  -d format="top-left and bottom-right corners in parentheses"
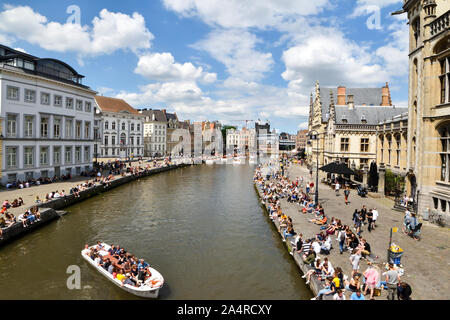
top-left (381, 82), bottom-right (392, 106)
top-left (337, 86), bottom-right (346, 105)
top-left (162, 109), bottom-right (166, 114)
top-left (347, 94), bottom-right (355, 110)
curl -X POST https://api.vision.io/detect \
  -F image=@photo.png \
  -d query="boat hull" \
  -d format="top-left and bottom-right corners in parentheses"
top-left (81, 244), bottom-right (163, 299)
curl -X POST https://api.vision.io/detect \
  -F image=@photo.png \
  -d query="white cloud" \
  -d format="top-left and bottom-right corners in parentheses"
top-left (192, 29), bottom-right (274, 82)
top-left (0, 5), bottom-right (153, 58)
top-left (281, 30), bottom-right (389, 90)
top-left (298, 122), bottom-right (309, 130)
top-left (135, 52), bottom-right (216, 83)
top-left (163, 0), bottom-right (330, 29)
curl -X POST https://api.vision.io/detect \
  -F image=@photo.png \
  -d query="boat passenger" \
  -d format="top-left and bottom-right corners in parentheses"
top-left (138, 259), bottom-right (149, 271)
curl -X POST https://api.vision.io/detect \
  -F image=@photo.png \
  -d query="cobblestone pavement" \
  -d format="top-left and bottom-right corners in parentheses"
top-left (280, 163), bottom-right (450, 300)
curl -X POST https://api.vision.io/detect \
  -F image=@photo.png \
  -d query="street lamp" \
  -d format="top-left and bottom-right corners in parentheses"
top-left (309, 130), bottom-right (320, 206)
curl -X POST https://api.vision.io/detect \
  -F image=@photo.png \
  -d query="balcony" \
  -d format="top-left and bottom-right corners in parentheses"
top-left (430, 9), bottom-right (449, 37)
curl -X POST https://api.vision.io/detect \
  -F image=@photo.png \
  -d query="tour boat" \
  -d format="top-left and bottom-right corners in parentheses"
top-left (81, 243), bottom-right (164, 299)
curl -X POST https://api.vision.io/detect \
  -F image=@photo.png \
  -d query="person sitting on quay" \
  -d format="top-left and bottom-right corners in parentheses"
top-left (350, 288), bottom-right (365, 300)
top-left (309, 214), bottom-right (327, 225)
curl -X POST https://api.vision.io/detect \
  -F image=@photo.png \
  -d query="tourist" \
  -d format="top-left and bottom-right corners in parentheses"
top-left (302, 258), bottom-right (321, 285)
top-left (335, 180), bottom-right (340, 196)
top-left (367, 209), bottom-right (374, 232)
top-left (337, 227), bottom-right (347, 254)
top-left (345, 274), bottom-right (361, 292)
top-left (385, 263), bottom-right (401, 300)
top-left (350, 289), bottom-right (365, 300)
top-left (372, 208), bottom-right (379, 227)
top-left (311, 277), bottom-right (334, 300)
top-left (344, 186), bottom-right (350, 205)
top-left (397, 282), bottom-right (412, 300)
top-left (333, 289), bottom-right (346, 300)
top-left (350, 247), bottom-right (362, 278)
top-left (363, 262), bottom-right (379, 300)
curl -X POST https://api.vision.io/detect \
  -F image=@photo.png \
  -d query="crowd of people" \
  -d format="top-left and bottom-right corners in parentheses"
top-left (254, 160), bottom-right (412, 300)
top-left (85, 241), bottom-right (160, 288)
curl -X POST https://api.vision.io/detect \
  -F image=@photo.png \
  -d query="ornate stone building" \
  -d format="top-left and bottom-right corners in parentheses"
top-left (308, 81), bottom-right (406, 176)
top-left (395, 0), bottom-right (450, 220)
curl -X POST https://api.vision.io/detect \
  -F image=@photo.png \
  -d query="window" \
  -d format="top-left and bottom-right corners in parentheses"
top-left (76, 99), bottom-right (83, 111)
top-left (40, 146), bottom-right (49, 165)
top-left (75, 147), bottom-right (81, 163)
top-left (7, 86), bottom-right (19, 100)
top-left (85, 122), bottom-right (90, 139)
top-left (340, 137), bottom-right (349, 152)
top-left (25, 89), bottom-right (36, 103)
top-left (53, 146), bottom-right (61, 165)
top-left (439, 57), bottom-right (449, 104)
top-left (439, 123), bottom-right (450, 182)
top-left (104, 136), bottom-right (109, 146)
top-left (65, 119), bottom-right (73, 138)
top-left (360, 138), bottom-right (369, 152)
top-left (130, 137), bottom-right (134, 146)
top-left (75, 121), bottom-right (82, 139)
top-left (111, 136), bottom-right (116, 146)
top-left (105, 121), bottom-right (109, 130)
top-left (395, 134), bottom-right (401, 166)
top-left (7, 114), bottom-right (17, 137)
top-left (137, 137), bottom-right (140, 145)
top-left (84, 146), bottom-right (90, 162)
top-left (24, 115), bottom-right (34, 138)
top-left (65, 147), bottom-right (72, 163)
top-left (120, 133), bottom-right (126, 145)
top-left (54, 95), bottom-right (62, 107)
top-left (112, 121), bottom-right (116, 130)
top-left (40, 117), bottom-right (49, 138)
top-left (6, 147), bottom-right (17, 168)
top-left (54, 118), bottom-right (61, 139)
top-left (137, 124), bottom-right (141, 131)
top-left (360, 158), bottom-right (369, 169)
top-left (24, 147), bottom-right (34, 167)
top-left (387, 135), bottom-right (392, 164)
top-left (122, 122), bottom-right (126, 130)
top-left (131, 123), bottom-right (135, 131)
top-left (66, 97), bottom-right (74, 109)
top-left (85, 101), bottom-right (92, 113)
top-left (41, 92), bottom-right (50, 105)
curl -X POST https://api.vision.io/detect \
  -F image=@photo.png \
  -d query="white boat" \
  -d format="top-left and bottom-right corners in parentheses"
top-left (81, 243), bottom-right (164, 299)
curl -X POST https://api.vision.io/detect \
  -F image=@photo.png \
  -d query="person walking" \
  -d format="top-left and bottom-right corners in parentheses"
top-left (385, 263), bottom-right (401, 300)
top-left (335, 180), bottom-right (340, 196)
top-left (367, 209), bottom-right (374, 232)
top-left (344, 186), bottom-right (350, 205)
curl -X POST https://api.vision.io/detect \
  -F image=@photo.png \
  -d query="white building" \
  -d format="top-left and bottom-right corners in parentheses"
top-left (139, 109), bottom-right (167, 157)
top-left (226, 127), bottom-right (256, 154)
top-left (94, 96), bottom-right (144, 160)
top-left (0, 45), bottom-right (96, 185)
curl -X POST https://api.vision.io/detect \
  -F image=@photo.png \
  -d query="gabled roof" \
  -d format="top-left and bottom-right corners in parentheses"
top-left (139, 109), bottom-right (167, 122)
top-left (319, 88), bottom-right (383, 122)
top-left (94, 96), bottom-right (140, 115)
top-left (334, 106), bottom-right (408, 125)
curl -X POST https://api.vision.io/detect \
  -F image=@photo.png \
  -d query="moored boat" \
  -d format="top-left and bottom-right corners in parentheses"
top-left (81, 243), bottom-right (164, 298)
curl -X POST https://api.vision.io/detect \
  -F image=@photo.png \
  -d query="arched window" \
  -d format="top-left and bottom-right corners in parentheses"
top-left (438, 123), bottom-right (450, 182)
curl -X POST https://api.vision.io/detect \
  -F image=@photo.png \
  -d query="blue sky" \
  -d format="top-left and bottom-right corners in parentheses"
top-left (0, 0), bottom-right (408, 133)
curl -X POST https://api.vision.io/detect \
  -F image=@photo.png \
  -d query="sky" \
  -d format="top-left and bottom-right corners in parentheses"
top-left (0, 0), bottom-right (409, 134)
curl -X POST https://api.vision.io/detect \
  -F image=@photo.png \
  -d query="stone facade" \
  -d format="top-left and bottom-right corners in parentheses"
top-left (307, 81), bottom-right (407, 178)
top-left (400, 0), bottom-right (450, 222)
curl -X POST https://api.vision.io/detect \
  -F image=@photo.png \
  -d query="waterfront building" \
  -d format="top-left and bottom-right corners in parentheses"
top-left (139, 108), bottom-right (167, 157)
top-left (226, 127), bottom-right (256, 155)
top-left (395, 0), bottom-right (450, 220)
top-left (201, 121), bottom-right (222, 156)
top-left (94, 96), bottom-right (144, 160)
top-left (296, 129), bottom-right (308, 151)
top-left (0, 45), bottom-right (96, 185)
top-left (376, 112), bottom-right (409, 194)
top-left (93, 106), bottom-right (102, 162)
top-left (279, 132), bottom-right (296, 152)
top-left (308, 81), bottom-right (406, 174)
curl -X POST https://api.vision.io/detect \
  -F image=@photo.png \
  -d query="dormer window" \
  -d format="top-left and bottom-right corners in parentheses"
top-left (342, 115), bottom-right (348, 124)
top-left (361, 115), bottom-right (367, 124)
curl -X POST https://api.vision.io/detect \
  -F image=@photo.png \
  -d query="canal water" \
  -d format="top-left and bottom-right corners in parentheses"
top-left (0, 165), bottom-right (312, 299)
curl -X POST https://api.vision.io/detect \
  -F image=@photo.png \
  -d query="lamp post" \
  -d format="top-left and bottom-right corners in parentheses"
top-left (309, 130), bottom-right (320, 206)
